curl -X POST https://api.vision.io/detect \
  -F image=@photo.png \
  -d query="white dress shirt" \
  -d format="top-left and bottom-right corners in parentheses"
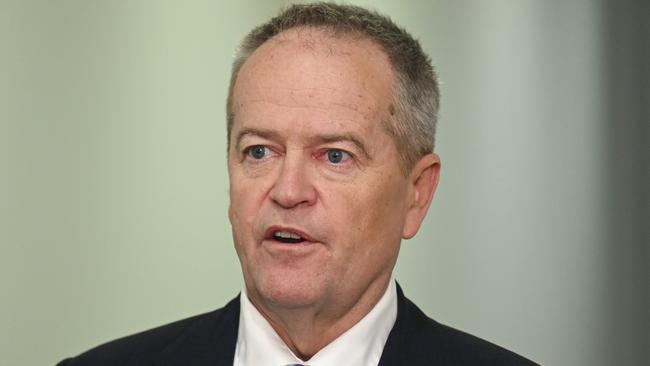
top-left (233, 279), bottom-right (398, 366)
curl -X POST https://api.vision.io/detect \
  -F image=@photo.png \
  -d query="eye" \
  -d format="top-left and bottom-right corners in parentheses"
top-left (246, 145), bottom-right (270, 160)
top-left (326, 149), bottom-right (350, 164)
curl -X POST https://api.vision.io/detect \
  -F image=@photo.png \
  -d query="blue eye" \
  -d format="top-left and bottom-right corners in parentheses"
top-left (247, 145), bottom-right (268, 160)
top-left (327, 149), bottom-right (348, 164)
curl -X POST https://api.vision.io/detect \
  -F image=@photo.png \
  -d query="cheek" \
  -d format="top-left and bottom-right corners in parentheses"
top-left (228, 174), bottom-right (267, 239)
top-left (230, 163), bottom-right (270, 206)
top-left (346, 178), bottom-right (407, 250)
top-left (229, 179), bottom-right (266, 270)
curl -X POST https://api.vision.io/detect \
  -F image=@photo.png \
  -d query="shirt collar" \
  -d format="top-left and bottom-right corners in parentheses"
top-left (234, 279), bottom-right (398, 366)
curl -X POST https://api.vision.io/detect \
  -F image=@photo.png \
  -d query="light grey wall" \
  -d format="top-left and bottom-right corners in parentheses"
top-left (1, 1), bottom-right (647, 365)
top-left (1, 1), bottom-right (272, 364)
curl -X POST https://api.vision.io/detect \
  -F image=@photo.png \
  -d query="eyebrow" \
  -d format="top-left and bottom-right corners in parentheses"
top-left (234, 127), bottom-right (371, 160)
top-left (234, 127), bottom-right (282, 151)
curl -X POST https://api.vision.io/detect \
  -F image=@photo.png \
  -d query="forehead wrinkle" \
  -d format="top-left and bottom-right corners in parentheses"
top-left (234, 93), bottom-right (391, 157)
top-left (236, 87), bottom-right (376, 121)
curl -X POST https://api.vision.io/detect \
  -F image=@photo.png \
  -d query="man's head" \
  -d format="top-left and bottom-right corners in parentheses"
top-left (226, 2), bottom-right (441, 340)
top-left (227, 2), bottom-right (440, 175)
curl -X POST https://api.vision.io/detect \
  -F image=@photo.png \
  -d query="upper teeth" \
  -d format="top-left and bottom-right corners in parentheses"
top-left (274, 231), bottom-right (302, 240)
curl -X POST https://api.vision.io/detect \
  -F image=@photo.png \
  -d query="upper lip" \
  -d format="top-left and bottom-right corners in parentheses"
top-left (264, 225), bottom-right (317, 242)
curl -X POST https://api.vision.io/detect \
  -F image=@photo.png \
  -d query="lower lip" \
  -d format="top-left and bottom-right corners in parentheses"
top-left (262, 239), bottom-right (319, 254)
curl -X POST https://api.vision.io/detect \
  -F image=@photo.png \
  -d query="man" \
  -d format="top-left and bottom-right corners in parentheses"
top-left (58, 3), bottom-right (536, 365)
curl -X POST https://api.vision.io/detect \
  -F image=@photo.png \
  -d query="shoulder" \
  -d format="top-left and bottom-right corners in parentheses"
top-left (416, 315), bottom-right (537, 365)
top-left (57, 296), bottom-right (240, 366)
top-left (381, 286), bottom-right (538, 365)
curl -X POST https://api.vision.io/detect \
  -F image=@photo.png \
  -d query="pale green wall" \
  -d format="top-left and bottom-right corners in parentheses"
top-left (1, 1), bottom-right (647, 365)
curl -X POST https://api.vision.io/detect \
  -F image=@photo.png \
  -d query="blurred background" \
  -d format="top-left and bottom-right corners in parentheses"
top-left (1, 0), bottom-right (648, 365)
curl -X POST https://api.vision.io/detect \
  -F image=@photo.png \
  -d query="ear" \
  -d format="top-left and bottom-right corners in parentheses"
top-left (402, 153), bottom-right (441, 239)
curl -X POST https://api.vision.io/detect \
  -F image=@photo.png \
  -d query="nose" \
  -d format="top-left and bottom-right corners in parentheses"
top-left (268, 153), bottom-right (317, 209)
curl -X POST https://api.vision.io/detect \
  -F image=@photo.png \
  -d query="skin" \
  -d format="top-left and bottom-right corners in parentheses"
top-left (227, 27), bottom-right (440, 360)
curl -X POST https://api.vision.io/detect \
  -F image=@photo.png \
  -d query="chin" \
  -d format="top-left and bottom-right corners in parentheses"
top-left (252, 268), bottom-right (329, 309)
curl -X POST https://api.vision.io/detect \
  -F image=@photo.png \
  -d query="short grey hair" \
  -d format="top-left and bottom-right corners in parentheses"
top-left (226, 2), bottom-right (440, 174)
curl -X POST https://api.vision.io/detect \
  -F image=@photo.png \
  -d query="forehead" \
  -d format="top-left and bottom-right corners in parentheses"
top-left (231, 28), bottom-right (396, 135)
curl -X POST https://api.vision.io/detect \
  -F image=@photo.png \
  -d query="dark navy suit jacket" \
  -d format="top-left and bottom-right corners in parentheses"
top-left (57, 285), bottom-right (537, 365)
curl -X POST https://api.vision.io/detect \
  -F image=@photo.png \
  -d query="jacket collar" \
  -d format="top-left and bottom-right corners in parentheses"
top-left (154, 295), bottom-right (240, 366)
top-left (378, 283), bottom-right (426, 366)
top-left (152, 283), bottom-right (418, 366)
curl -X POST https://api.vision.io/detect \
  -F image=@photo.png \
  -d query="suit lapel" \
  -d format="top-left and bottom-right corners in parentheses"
top-left (154, 295), bottom-right (240, 366)
top-left (378, 283), bottom-right (420, 366)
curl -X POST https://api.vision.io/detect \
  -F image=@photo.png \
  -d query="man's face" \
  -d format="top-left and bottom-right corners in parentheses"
top-left (228, 29), bottom-right (418, 315)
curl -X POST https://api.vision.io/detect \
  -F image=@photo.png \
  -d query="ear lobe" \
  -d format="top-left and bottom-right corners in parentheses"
top-left (402, 153), bottom-right (441, 239)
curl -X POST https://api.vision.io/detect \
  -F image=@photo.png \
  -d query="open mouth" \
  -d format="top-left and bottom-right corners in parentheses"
top-left (272, 230), bottom-right (306, 244)
top-left (265, 227), bottom-right (314, 245)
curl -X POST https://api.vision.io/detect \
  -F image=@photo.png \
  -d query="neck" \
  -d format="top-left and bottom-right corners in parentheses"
top-left (248, 274), bottom-right (392, 360)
